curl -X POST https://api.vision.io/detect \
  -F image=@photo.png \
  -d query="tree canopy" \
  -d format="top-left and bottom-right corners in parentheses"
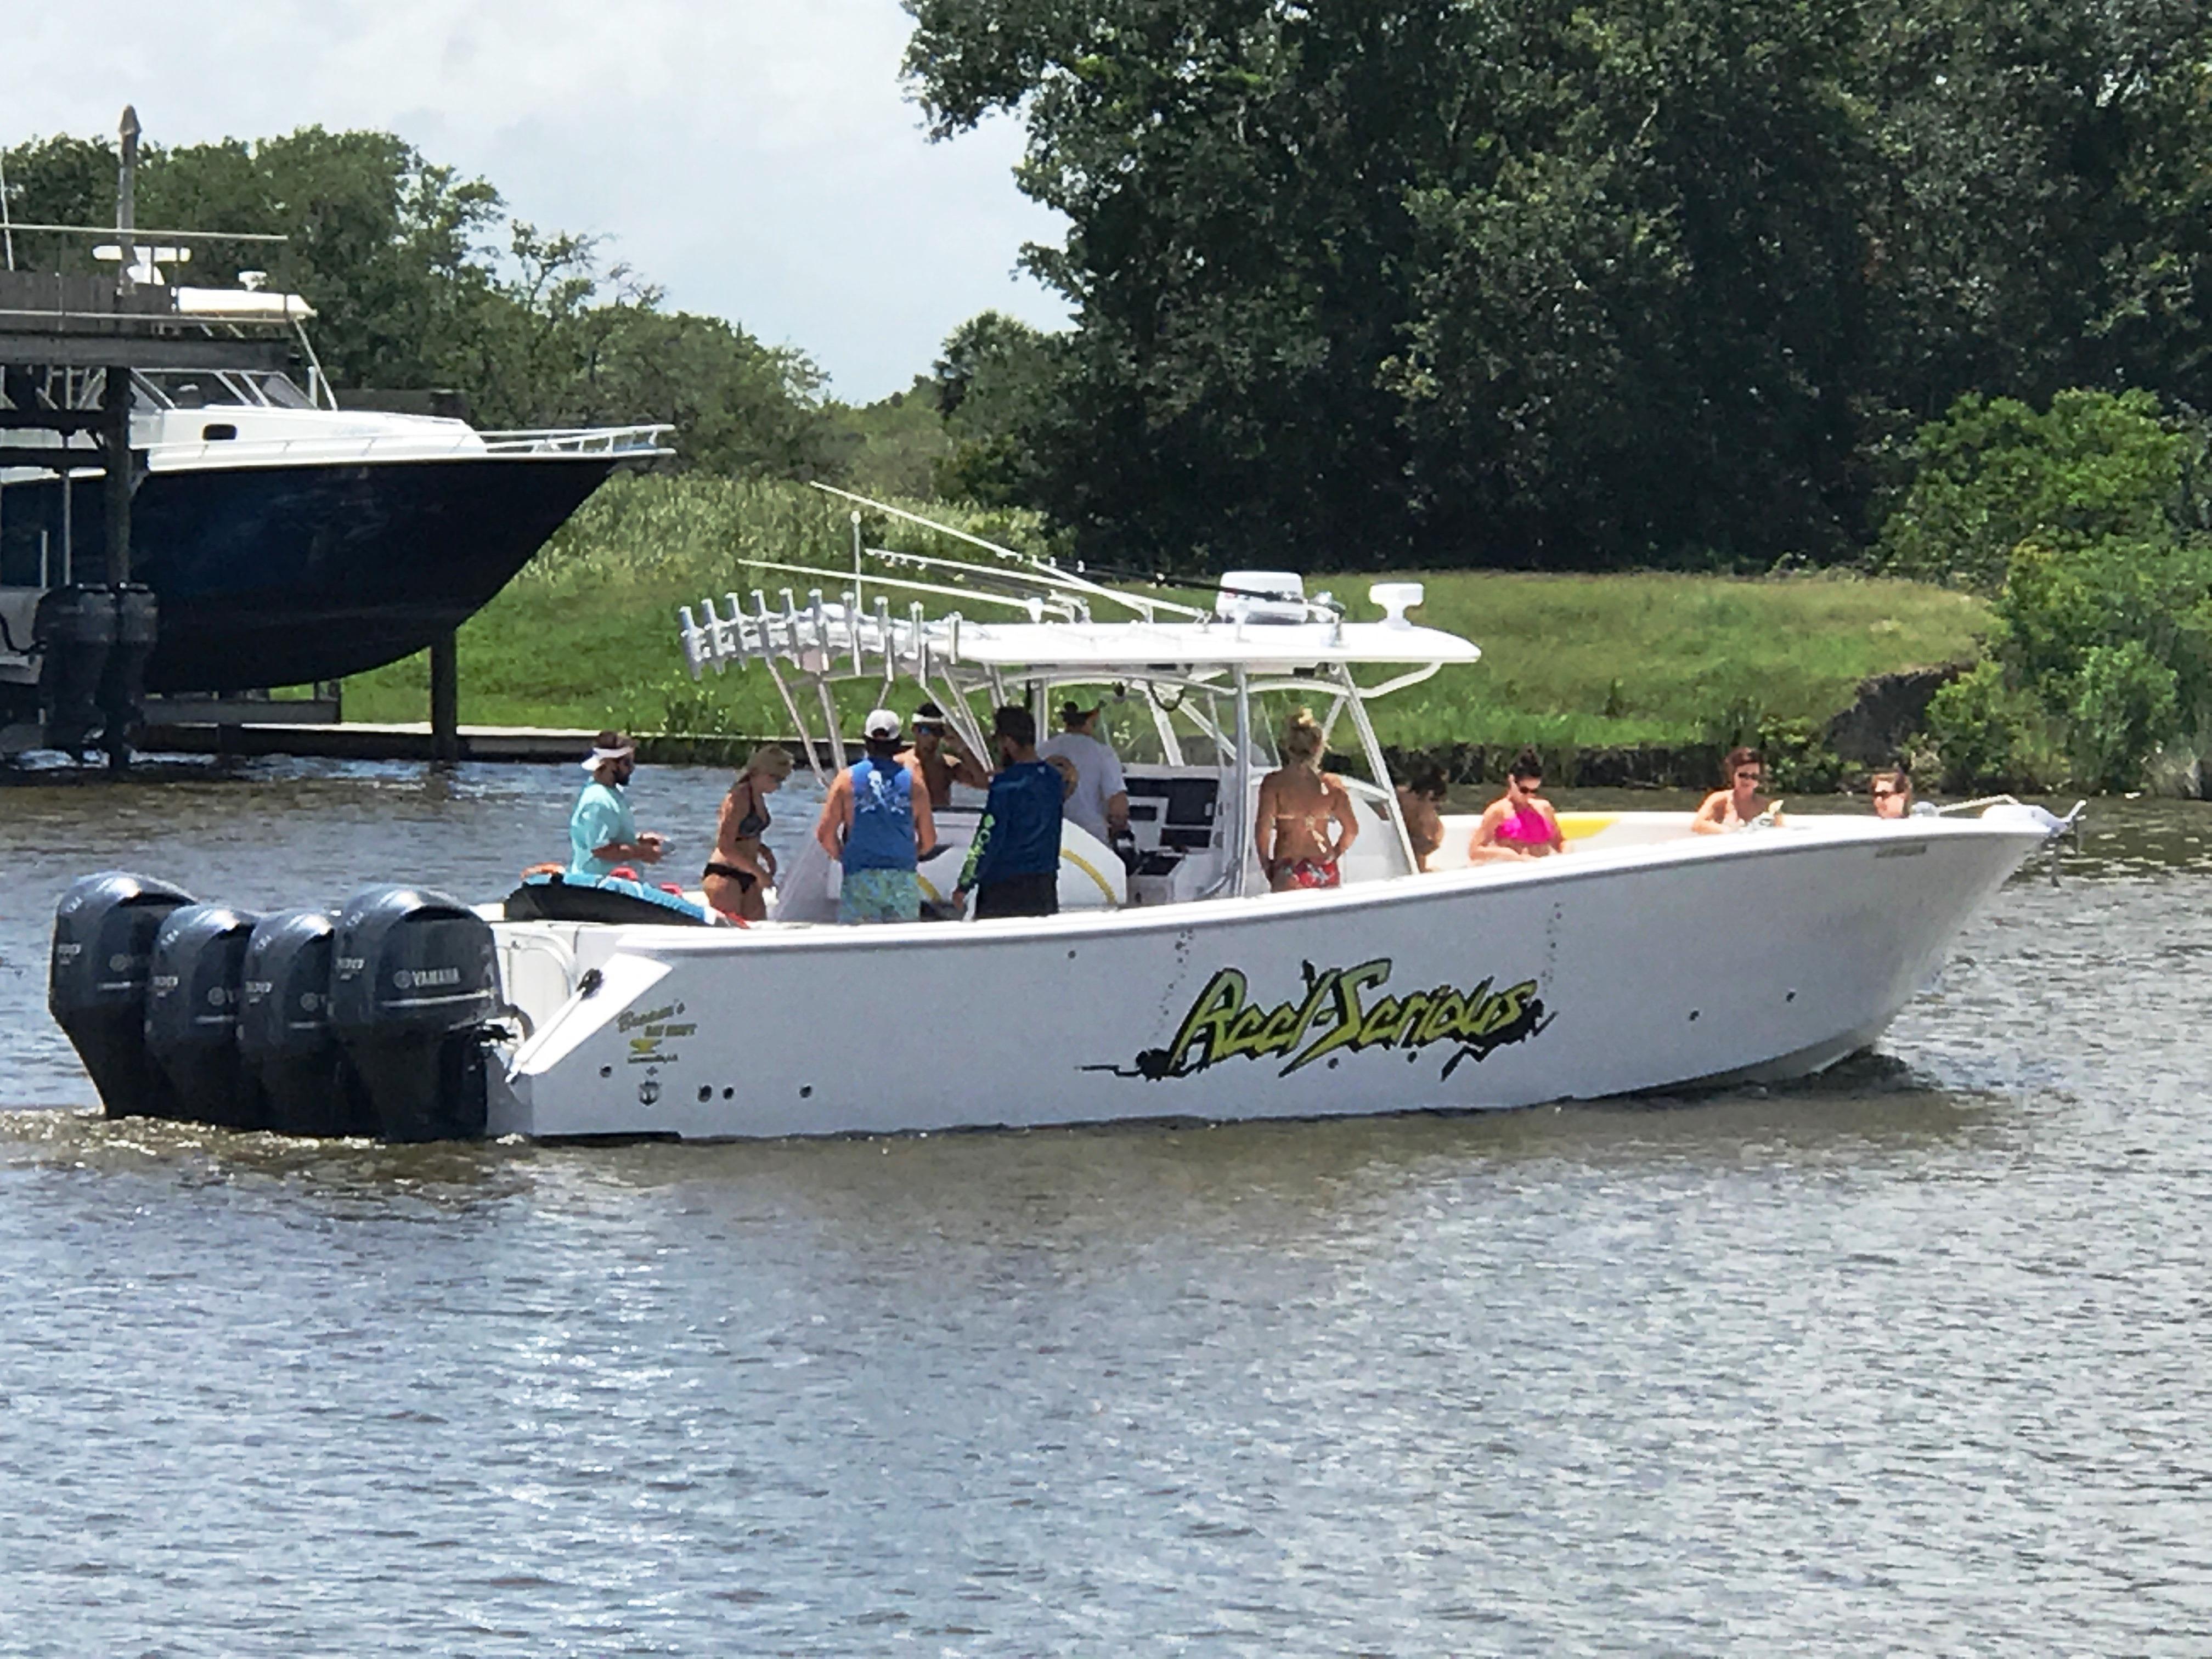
top-left (904, 0), bottom-right (2212, 573)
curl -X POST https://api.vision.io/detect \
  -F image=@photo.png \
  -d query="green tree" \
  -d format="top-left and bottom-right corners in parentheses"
top-left (930, 309), bottom-right (1059, 505)
top-left (1895, 391), bottom-right (2212, 789)
top-left (1877, 391), bottom-right (2194, 590)
top-left (904, 0), bottom-right (2212, 574)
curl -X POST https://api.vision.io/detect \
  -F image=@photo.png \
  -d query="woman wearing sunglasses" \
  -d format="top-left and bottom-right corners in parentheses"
top-left (1468, 748), bottom-right (1566, 862)
top-left (1869, 768), bottom-right (1914, 819)
top-left (1692, 746), bottom-right (1782, 833)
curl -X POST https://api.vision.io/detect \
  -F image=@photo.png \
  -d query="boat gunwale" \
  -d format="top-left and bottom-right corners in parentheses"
top-left (501, 814), bottom-right (2050, 960)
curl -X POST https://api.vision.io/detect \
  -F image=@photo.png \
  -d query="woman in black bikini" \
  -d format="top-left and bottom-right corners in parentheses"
top-left (704, 744), bottom-right (794, 921)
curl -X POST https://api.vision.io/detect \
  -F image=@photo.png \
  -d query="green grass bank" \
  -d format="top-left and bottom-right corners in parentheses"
top-left (343, 476), bottom-right (1988, 758)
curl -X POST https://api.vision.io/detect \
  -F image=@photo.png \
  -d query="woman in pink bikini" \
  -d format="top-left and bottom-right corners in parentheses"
top-left (1468, 748), bottom-right (1565, 862)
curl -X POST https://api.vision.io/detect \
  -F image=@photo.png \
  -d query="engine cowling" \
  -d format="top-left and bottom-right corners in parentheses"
top-left (49, 871), bottom-right (196, 1119)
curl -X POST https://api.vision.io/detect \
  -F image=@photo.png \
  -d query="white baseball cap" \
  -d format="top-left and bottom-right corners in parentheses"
top-left (863, 708), bottom-right (901, 741)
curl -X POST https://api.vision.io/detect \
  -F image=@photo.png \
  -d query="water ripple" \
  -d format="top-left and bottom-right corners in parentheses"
top-left (2, 768), bottom-right (2209, 1653)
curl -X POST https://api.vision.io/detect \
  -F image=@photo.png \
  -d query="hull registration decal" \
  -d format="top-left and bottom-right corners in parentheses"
top-left (1094, 958), bottom-right (1551, 1082)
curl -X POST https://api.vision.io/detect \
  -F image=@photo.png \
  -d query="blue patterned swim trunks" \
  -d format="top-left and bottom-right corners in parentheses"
top-left (839, 866), bottom-right (921, 924)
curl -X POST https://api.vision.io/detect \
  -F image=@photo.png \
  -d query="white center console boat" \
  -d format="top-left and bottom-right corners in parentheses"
top-left (48, 490), bottom-right (2058, 1141)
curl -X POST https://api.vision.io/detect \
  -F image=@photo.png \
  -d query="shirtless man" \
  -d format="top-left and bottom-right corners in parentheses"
top-left (902, 701), bottom-right (990, 811)
top-left (1692, 746), bottom-right (1782, 833)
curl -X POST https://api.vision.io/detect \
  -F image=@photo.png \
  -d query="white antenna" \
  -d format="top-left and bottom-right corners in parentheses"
top-left (1, 148), bottom-right (14, 272)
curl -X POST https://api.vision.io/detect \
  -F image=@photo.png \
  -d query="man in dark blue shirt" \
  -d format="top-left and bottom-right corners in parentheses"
top-left (956, 704), bottom-right (1063, 918)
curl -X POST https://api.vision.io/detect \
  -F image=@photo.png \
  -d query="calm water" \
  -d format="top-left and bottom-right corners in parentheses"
top-left (2, 761), bottom-right (2209, 1655)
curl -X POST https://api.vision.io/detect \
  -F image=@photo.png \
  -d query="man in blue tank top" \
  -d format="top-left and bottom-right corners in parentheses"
top-left (814, 708), bottom-right (939, 923)
top-left (956, 704), bottom-right (1064, 918)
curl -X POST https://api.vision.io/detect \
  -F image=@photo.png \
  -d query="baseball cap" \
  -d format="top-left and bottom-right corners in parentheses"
top-left (1060, 699), bottom-right (1101, 726)
top-left (863, 708), bottom-right (901, 741)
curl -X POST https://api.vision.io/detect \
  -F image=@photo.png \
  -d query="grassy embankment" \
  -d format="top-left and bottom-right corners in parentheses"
top-left (344, 476), bottom-right (1989, 751)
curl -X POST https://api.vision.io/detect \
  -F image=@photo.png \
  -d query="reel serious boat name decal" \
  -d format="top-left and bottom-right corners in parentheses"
top-left (1098, 958), bottom-right (1551, 1082)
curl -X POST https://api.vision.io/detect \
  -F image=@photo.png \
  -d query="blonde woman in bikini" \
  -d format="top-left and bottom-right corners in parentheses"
top-left (1691, 746), bottom-right (1783, 833)
top-left (1255, 708), bottom-right (1361, 890)
top-left (1469, 748), bottom-right (1566, 862)
top-left (702, 744), bottom-right (795, 921)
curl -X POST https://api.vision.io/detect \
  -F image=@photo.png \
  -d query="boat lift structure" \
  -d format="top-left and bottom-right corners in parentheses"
top-left (0, 106), bottom-right (295, 761)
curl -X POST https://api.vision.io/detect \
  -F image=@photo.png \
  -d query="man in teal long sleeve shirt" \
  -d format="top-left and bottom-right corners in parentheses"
top-left (569, 730), bottom-right (668, 877)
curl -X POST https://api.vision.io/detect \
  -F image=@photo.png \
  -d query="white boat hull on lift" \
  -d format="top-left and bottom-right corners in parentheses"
top-left (489, 814), bottom-right (2045, 1141)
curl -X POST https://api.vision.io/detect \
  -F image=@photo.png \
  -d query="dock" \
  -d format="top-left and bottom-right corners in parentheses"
top-left (137, 719), bottom-right (796, 769)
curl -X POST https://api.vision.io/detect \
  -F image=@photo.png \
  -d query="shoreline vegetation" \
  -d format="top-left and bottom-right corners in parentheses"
top-left (341, 477), bottom-right (1987, 792)
top-left (15, 88), bottom-right (2210, 794)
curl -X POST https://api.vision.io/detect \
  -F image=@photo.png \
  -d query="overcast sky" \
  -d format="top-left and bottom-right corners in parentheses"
top-left (2, 0), bottom-right (1070, 400)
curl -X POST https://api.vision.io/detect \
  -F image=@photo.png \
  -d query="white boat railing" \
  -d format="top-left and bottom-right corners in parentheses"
top-left (478, 425), bottom-right (674, 456)
top-left (137, 424), bottom-right (676, 471)
top-left (682, 588), bottom-right (950, 686)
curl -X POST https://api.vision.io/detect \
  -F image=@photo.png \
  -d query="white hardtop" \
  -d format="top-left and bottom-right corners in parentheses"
top-left (172, 286), bottom-right (316, 322)
top-left (907, 616), bottom-right (1480, 672)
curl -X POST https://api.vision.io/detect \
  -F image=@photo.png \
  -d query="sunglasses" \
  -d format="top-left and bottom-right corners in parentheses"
top-left (1872, 787), bottom-right (1903, 799)
top-left (1735, 770), bottom-right (1764, 783)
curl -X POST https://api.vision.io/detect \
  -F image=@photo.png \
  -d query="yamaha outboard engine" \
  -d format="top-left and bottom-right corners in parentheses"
top-left (49, 871), bottom-right (195, 1118)
top-left (143, 904), bottom-right (266, 1129)
top-left (239, 909), bottom-right (377, 1139)
top-left (329, 885), bottom-right (500, 1143)
top-left (35, 585), bottom-right (115, 758)
top-left (97, 584), bottom-right (159, 766)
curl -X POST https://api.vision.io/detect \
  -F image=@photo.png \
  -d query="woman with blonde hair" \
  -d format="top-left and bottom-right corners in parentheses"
top-left (703, 743), bottom-right (795, 921)
top-left (1255, 707), bottom-right (1361, 890)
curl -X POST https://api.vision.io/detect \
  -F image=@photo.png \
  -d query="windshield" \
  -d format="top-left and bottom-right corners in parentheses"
top-left (246, 371), bottom-right (314, 409)
top-left (138, 371), bottom-right (250, 410)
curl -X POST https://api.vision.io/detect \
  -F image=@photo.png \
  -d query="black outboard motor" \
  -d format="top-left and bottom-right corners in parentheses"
top-left (143, 904), bottom-right (266, 1129)
top-left (329, 885), bottom-right (501, 1143)
top-left (97, 585), bottom-right (159, 765)
top-left (49, 871), bottom-right (195, 1118)
top-left (239, 909), bottom-right (378, 1139)
top-left (35, 585), bottom-right (115, 757)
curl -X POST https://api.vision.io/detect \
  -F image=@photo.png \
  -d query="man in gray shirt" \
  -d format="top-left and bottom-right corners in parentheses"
top-left (1037, 701), bottom-right (1128, 847)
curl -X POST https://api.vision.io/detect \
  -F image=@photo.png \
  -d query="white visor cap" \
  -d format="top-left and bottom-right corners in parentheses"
top-left (581, 743), bottom-right (635, 772)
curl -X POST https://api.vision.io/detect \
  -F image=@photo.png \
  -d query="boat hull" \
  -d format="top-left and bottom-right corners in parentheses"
top-left (496, 818), bottom-right (2044, 1140)
top-left (2, 456), bottom-right (620, 689)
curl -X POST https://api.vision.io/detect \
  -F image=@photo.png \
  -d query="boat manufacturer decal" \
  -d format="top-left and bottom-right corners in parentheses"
top-left (1094, 957), bottom-right (1551, 1082)
top-left (623, 1004), bottom-right (696, 1066)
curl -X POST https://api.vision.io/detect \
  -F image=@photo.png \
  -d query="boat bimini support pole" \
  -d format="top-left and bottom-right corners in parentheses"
top-left (1210, 667), bottom-right (1255, 899)
top-left (759, 653), bottom-right (826, 788)
top-left (1335, 663), bottom-right (1420, 873)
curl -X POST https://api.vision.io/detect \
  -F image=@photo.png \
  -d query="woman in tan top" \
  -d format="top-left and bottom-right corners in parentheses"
top-left (1255, 708), bottom-right (1362, 889)
top-left (1692, 746), bottom-right (1782, 833)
